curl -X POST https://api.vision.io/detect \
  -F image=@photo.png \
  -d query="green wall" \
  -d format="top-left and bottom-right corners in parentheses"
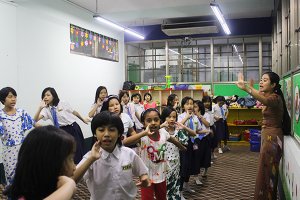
top-left (213, 83), bottom-right (259, 97)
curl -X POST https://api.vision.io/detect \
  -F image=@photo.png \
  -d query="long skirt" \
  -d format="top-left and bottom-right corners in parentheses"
top-left (166, 159), bottom-right (181, 200)
top-left (254, 127), bottom-right (282, 200)
top-left (60, 122), bottom-right (84, 164)
top-left (2, 144), bottom-right (21, 184)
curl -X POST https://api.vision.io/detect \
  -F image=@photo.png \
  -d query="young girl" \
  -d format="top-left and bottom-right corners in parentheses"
top-left (34, 87), bottom-right (89, 164)
top-left (88, 86), bottom-right (108, 118)
top-left (74, 111), bottom-right (150, 200)
top-left (119, 90), bottom-right (135, 122)
top-left (131, 93), bottom-right (144, 132)
top-left (161, 107), bottom-right (196, 200)
top-left (178, 97), bottom-right (210, 191)
top-left (143, 92), bottom-right (157, 110)
top-left (167, 94), bottom-right (181, 113)
top-left (4, 126), bottom-right (77, 200)
top-left (202, 96), bottom-right (218, 160)
top-left (194, 100), bottom-right (212, 179)
top-left (212, 96), bottom-right (229, 154)
top-left (0, 87), bottom-right (35, 185)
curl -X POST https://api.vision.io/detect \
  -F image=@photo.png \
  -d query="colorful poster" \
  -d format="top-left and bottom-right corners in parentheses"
top-left (293, 72), bottom-right (300, 140)
top-left (283, 76), bottom-right (292, 116)
top-left (70, 24), bottom-right (119, 62)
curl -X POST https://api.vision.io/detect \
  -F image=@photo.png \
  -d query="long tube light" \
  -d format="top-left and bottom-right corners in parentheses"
top-left (168, 49), bottom-right (208, 67)
top-left (210, 3), bottom-right (231, 35)
top-left (93, 15), bottom-right (145, 40)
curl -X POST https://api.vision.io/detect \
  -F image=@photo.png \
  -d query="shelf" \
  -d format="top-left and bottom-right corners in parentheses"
top-left (228, 124), bottom-right (261, 127)
top-left (228, 108), bottom-right (262, 110)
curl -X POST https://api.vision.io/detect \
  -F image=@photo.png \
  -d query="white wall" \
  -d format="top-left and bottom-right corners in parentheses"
top-left (0, 0), bottom-right (125, 138)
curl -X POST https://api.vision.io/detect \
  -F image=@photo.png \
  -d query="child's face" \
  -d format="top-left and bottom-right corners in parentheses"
top-left (108, 98), bottom-right (121, 114)
top-left (43, 90), bottom-right (54, 106)
top-left (95, 125), bottom-right (119, 153)
top-left (4, 92), bottom-right (17, 108)
top-left (121, 94), bottom-right (129, 104)
top-left (173, 96), bottom-right (179, 105)
top-left (145, 95), bottom-right (151, 102)
top-left (184, 99), bottom-right (194, 114)
top-left (133, 96), bottom-right (140, 104)
top-left (193, 103), bottom-right (200, 113)
top-left (144, 111), bottom-right (161, 133)
top-left (99, 89), bottom-right (107, 101)
top-left (61, 153), bottom-right (76, 177)
top-left (166, 111), bottom-right (177, 126)
top-left (204, 101), bottom-right (211, 109)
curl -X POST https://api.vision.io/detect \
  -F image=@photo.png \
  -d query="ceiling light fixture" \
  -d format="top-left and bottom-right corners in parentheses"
top-left (210, 2), bottom-right (231, 35)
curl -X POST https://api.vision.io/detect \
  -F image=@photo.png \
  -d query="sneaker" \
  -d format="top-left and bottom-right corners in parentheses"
top-left (195, 178), bottom-right (203, 185)
top-left (183, 183), bottom-right (195, 193)
top-left (218, 148), bottom-right (223, 154)
top-left (223, 145), bottom-right (231, 151)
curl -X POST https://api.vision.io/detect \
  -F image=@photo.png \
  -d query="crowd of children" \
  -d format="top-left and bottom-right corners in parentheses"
top-left (0, 86), bottom-right (231, 200)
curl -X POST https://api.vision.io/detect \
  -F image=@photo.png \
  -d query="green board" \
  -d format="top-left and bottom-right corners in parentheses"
top-left (293, 73), bottom-right (300, 139)
top-left (214, 83), bottom-right (259, 97)
top-left (283, 76), bottom-right (292, 117)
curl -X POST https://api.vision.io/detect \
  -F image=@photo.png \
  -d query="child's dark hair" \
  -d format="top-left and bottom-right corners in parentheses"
top-left (91, 111), bottom-right (124, 147)
top-left (0, 87), bottom-right (17, 104)
top-left (167, 94), bottom-right (178, 107)
top-left (216, 96), bottom-right (225, 103)
top-left (161, 107), bottom-right (177, 123)
top-left (194, 100), bottom-right (205, 115)
top-left (94, 86), bottom-right (107, 104)
top-left (41, 87), bottom-right (60, 106)
top-left (181, 96), bottom-right (194, 112)
top-left (100, 95), bottom-right (123, 114)
top-left (144, 92), bottom-right (152, 101)
top-left (202, 96), bottom-right (212, 111)
top-left (119, 90), bottom-right (129, 99)
top-left (131, 93), bottom-right (142, 102)
top-left (141, 108), bottom-right (161, 124)
top-left (4, 126), bottom-right (75, 199)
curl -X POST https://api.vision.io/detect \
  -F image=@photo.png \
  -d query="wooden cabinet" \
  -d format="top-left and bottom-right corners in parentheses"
top-left (227, 108), bottom-right (262, 141)
top-left (128, 89), bottom-right (204, 112)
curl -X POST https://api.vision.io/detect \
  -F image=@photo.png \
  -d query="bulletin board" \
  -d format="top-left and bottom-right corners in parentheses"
top-left (293, 72), bottom-right (300, 140)
top-left (283, 76), bottom-right (292, 116)
top-left (70, 24), bottom-right (119, 62)
top-left (213, 83), bottom-right (259, 97)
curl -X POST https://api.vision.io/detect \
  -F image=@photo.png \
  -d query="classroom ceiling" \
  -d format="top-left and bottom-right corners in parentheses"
top-left (65, 0), bottom-right (274, 26)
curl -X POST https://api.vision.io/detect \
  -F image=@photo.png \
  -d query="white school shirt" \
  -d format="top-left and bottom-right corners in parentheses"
top-left (178, 112), bottom-right (202, 132)
top-left (120, 113), bottom-right (134, 137)
top-left (203, 109), bottom-right (214, 130)
top-left (40, 101), bottom-right (77, 126)
top-left (140, 128), bottom-right (170, 184)
top-left (78, 146), bottom-right (148, 200)
top-left (90, 103), bottom-right (102, 117)
top-left (122, 103), bottom-right (135, 121)
top-left (132, 103), bottom-right (144, 129)
top-left (212, 104), bottom-right (225, 120)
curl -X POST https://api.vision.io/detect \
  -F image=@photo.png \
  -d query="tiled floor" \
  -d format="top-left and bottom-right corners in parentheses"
top-left (0, 145), bottom-right (260, 200)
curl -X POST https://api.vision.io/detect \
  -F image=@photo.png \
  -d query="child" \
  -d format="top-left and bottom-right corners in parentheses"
top-left (0, 87), bottom-right (35, 185)
top-left (4, 126), bottom-right (77, 200)
top-left (194, 100), bottom-right (212, 179)
top-left (125, 108), bottom-right (186, 200)
top-left (143, 92), bottom-right (157, 110)
top-left (178, 97), bottom-right (210, 191)
top-left (88, 86), bottom-right (108, 118)
top-left (74, 111), bottom-right (150, 200)
top-left (119, 90), bottom-right (135, 122)
top-left (167, 94), bottom-right (181, 113)
top-left (212, 96), bottom-right (230, 154)
top-left (34, 87), bottom-right (89, 164)
top-left (131, 93), bottom-right (144, 132)
top-left (202, 96), bottom-right (218, 160)
top-left (161, 107), bottom-right (196, 200)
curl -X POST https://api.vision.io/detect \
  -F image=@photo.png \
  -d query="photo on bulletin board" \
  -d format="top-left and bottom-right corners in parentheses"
top-left (293, 72), bottom-right (300, 140)
top-left (283, 76), bottom-right (292, 116)
top-left (70, 24), bottom-right (119, 62)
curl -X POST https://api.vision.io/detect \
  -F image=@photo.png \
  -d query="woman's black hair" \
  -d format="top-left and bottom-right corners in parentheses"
top-left (144, 92), bottom-right (152, 101)
top-left (194, 100), bottom-right (205, 115)
top-left (0, 87), bottom-right (17, 104)
top-left (118, 90), bottom-right (129, 99)
top-left (131, 93), bottom-right (142, 102)
top-left (167, 94), bottom-right (178, 107)
top-left (263, 71), bottom-right (291, 135)
top-left (100, 95), bottom-right (123, 114)
top-left (41, 87), bottom-right (60, 106)
top-left (181, 96), bottom-right (194, 112)
top-left (202, 96), bottom-right (212, 111)
top-left (91, 111), bottom-right (124, 147)
top-left (161, 107), bottom-right (177, 123)
top-left (4, 126), bottom-right (75, 199)
top-left (94, 86), bottom-right (107, 104)
top-left (141, 108), bottom-right (161, 124)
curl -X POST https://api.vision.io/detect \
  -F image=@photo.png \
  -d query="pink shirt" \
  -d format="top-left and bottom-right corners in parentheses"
top-left (144, 102), bottom-right (157, 110)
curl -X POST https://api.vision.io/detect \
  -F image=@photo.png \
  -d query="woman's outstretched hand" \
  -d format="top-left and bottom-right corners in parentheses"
top-left (235, 72), bottom-right (247, 91)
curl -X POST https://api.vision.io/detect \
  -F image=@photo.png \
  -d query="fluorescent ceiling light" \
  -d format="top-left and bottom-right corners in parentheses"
top-left (93, 15), bottom-right (144, 40)
top-left (168, 49), bottom-right (208, 67)
top-left (210, 2), bottom-right (231, 35)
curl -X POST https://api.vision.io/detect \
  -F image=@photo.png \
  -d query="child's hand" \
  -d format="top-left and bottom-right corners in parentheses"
top-left (144, 125), bottom-right (154, 136)
top-left (160, 121), bottom-right (169, 128)
top-left (83, 117), bottom-right (90, 124)
top-left (136, 174), bottom-right (151, 187)
top-left (179, 145), bottom-right (187, 151)
top-left (175, 122), bottom-right (185, 130)
top-left (96, 98), bottom-right (103, 107)
top-left (90, 141), bottom-right (102, 161)
top-left (39, 100), bottom-right (47, 109)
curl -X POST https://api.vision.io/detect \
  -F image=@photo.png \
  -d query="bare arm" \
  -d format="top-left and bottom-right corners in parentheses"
top-left (44, 176), bottom-right (76, 200)
top-left (34, 101), bottom-right (46, 122)
top-left (123, 126), bottom-right (152, 146)
top-left (88, 100), bottom-right (102, 118)
top-left (73, 110), bottom-right (89, 124)
top-left (180, 113), bottom-right (191, 124)
top-left (176, 122), bottom-right (197, 137)
top-left (168, 136), bottom-right (187, 151)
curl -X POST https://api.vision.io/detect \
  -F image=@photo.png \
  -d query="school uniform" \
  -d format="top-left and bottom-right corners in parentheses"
top-left (90, 103), bottom-right (102, 117)
top-left (122, 103), bottom-right (135, 122)
top-left (212, 104), bottom-right (228, 140)
top-left (40, 101), bottom-right (84, 164)
top-left (197, 115), bottom-right (211, 169)
top-left (78, 146), bottom-right (148, 200)
top-left (120, 113), bottom-right (134, 138)
top-left (132, 103), bottom-right (144, 132)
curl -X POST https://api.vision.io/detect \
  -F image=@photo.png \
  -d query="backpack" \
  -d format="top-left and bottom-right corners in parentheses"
top-left (122, 81), bottom-right (136, 90)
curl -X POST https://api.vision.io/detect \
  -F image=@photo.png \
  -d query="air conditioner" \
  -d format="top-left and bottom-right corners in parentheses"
top-left (161, 21), bottom-right (219, 36)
